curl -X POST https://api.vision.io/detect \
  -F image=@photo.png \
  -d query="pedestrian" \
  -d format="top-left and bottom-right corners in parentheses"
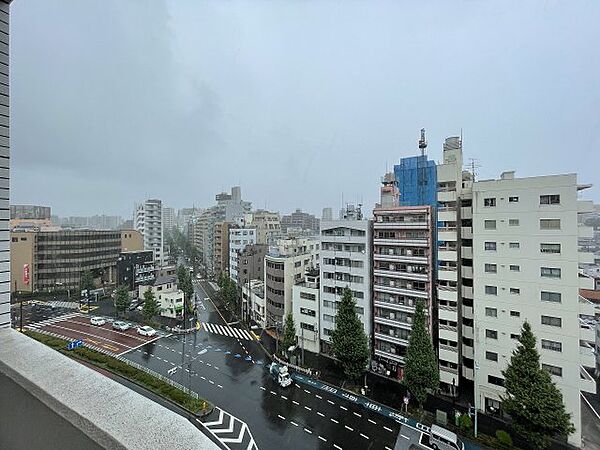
top-left (403, 394), bottom-right (409, 413)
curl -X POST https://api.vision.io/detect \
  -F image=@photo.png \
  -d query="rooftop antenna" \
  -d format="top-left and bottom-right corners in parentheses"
top-left (467, 157), bottom-right (482, 182)
top-left (418, 128), bottom-right (428, 156)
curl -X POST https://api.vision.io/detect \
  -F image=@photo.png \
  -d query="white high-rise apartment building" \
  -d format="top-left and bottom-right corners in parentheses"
top-left (135, 199), bottom-right (163, 266)
top-left (319, 205), bottom-right (371, 355)
top-left (229, 227), bottom-right (257, 282)
top-left (0, 1), bottom-right (9, 329)
top-left (472, 171), bottom-right (594, 447)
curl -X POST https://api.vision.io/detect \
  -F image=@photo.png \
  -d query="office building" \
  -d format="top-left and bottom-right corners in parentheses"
top-left (372, 174), bottom-right (435, 380)
top-left (229, 227), bottom-right (257, 282)
top-left (213, 221), bottom-right (231, 278)
top-left (471, 171), bottom-right (594, 446)
top-left (293, 268), bottom-right (320, 355)
top-left (135, 199), bottom-right (163, 265)
top-left (280, 209), bottom-right (320, 234)
top-left (116, 250), bottom-right (155, 295)
top-left (264, 237), bottom-right (319, 326)
top-left (10, 204), bottom-right (52, 229)
top-left (237, 243), bottom-right (268, 289)
top-left (162, 206), bottom-right (175, 234)
top-left (245, 210), bottom-right (281, 245)
top-left (319, 204), bottom-right (371, 355)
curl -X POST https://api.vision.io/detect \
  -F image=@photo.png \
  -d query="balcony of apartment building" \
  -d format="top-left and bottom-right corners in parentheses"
top-left (437, 205), bottom-right (457, 223)
top-left (438, 222), bottom-right (457, 242)
top-left (580, 366), bottom-right (596, 393)
top-left (438, 242), bottom-right (458, 262)
top-left (461, 285), bottom-right (473, 299)
top-left (439, 319), bottom-right (459, 342)
top-left (373, 245), bottom-right (428, 265)
top-left (374, 346), bottom-right (405, 365)
top-left (461, 245), bottom-right (473, 259)
top-left (579, 317), bottom-right (596, 343)
top-left (374, 307), bottom-right (413, 330)
top-left (461, 264), bottom-right (473, 278)
top-left (439, 339), bottom-right (459, 365)
top-left (579, 342), bottom-right (596, 368)
top-left (462, 304), bottom-right (474, 320)
top-left (373, 261), bottom-right (429, 283)
top-left (437, 189), bottom-right (457, 203)
top-left (438, 262), bottom-right (458, 282)
top-left (373, 276), bottom-right (429, 299)
top-left (438, 301), bottom-right (458, 323)
top-left (460, 227), bottom-right (473, 240)
top-left (462, 365), bottom-right (474, 381)
top-left (460, 206), bottom-right (472, 219)
top-left (373, 292), bottom-right (417, 314)
top-left (439, 360), bottom-right (459, 377)
top-left (462, 342), bottom-right (474, 359)
top-left (373, 213), bottom-right (430, 230)
top-left (437, 280), bottom-right (458, 302)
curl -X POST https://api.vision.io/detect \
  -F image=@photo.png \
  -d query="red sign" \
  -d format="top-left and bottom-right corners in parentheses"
top-left (23, 264), bottom-right (29, 285)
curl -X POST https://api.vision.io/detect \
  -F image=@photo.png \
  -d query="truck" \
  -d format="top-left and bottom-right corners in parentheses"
top-left (269, 362), bottom-right (292, 388)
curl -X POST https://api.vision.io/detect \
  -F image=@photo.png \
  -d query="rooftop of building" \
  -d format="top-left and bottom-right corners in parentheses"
top-left (580, 289), bottom-right (600, 304)
top-left (154, 274), bottom-right (177, 286)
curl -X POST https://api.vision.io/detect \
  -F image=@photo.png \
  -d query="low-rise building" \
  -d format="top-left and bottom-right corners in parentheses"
top-left (237, 244), bottom-right (268, 289)
top-left (120, 229), bottom-right (143, 252)
top-left (116, 250), bottom-right (155, 296)
top-left (241, 279), bottom-right (266, 327)
top-left (292, 268), bottom-right (320, 355)
top-left (138, 274), bottom-right (184, 319)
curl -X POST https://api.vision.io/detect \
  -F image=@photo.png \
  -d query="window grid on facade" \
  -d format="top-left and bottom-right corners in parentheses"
top-left (541, 315), bottom-right (562, 327)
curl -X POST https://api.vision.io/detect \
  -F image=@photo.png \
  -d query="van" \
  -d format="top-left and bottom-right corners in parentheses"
top-left (430, 424), bottom-right (464, 450)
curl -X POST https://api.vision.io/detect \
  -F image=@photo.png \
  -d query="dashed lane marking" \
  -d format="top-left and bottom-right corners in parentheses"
top-left (304, 389), bottom-right (310, 394)
top-left (353, 412), bottom-right (361, 418)
top-left (317, 412), bottom-right (325, 417)
top-left (278, 415), bottom-right (285, 420)
top-left (384, 426), bottom-right (393, 432)
top-left (340, 406), bottom-right (348, 411)
top-left (344, 425), bottom-right (353, 432)
top-left (334, 445), bottom-right (342, 450)
top-left (290, 421), bottom-right (299, 427)
top-left (270, 391), bottom-right (277, 395)
top-left (304, 406), bottom-right (312, 411)
top-left (260, 387), bottom-right (266, 391)
top-left (327, 400), bottom-right (335, 405)
top-left (315, 394), bottom-right (322, 399)
top-left (401, 434), bottom-right (410, 440)
top-left (281, 395), bottom-right (288, 400)
top-left (368, 419), bottom-right (377, 425)
top-left (318, 436), bottom-right (327, 442)
top-left (292, 400), bottom-right (299, 406)
top-left (360, 433), bottom-right (369, 440)
top-left (331, 418), bottom-right (339, 424)
top-left (304, 428), bottom-right (312, 434)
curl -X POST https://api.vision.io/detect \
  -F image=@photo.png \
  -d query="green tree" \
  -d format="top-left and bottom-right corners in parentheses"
top-left (404, 299), bottom-right (439, 408)
top-left (142, 287), bottom-right (159, 323)
top-left (281, 313), bottom-right (297, 357)
top-left (80, 270), bottom-right (95, 295)
top-left (502, 321), bottom-right (574, 449)
top-left (114, 285), bottom-right (130, 317)
top-left (330, 287), bottom-right (370, 382)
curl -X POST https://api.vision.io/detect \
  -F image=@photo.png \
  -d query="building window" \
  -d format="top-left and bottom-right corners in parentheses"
top-left (540, 219), bottom-right (561, 230)
top-left (486, 351), bottom-right (498, 362)
top-left (510, 333), bottom-right (520, 340)
top-left (300, 307), bottom-right (316, 317)
top-left (484, 263), bottom-right (497, 273)
top-left (540, 194), bottom-right (560, 205)
top-left (540, 243), bottom-right (561, 254)
top-left (541, 339), bottom-right (562, 352)
top-left (294, 261), bottom-right (301, 268)
top-left (509, 242), bottom-right (520, 249)
top-left (484, 220), bottom-right (496, 230)
top-left (508, 196), bottom-right (519, 203)
top-left (510, 288), bottom-right (520, 295)
top-left (484, 242), bottom-right (497, 251)
top-left (542, 364), bottom-right (562, 377)
top-left (485, 307), bottom-right (497, 317)
top-left (541, 315), bottom-right (561, 327)
top-left (509, 265), bottom-right (520, 272)
top-left (540, 267), bottom-right (561, 278)
top-left (510, 310), bottom-right (520, 317)
top-left (485, 285), bottom-right (498, 295)
top-left (508, 219), bottom-right (519, 226)
top-left (323, 314), bottom-right (336, 323)
top-left (484, 198), bottom-right (496, 207)
top-left (486, 329), bottom-right (498, 339)
top-left (488, 375), bottom-right (504, 387)
top-left (541, 291), bottom-right (561, 303)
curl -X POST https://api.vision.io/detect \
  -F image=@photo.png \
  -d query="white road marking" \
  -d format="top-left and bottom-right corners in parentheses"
top-left (333, 445), bottom-right (342, 450)
top-left (318, 436), bottom-right (327, 442)
top-left (353, 412), bottom-right (361, 418)
top-left (278, 415), bottom-right (285, 420)
top-left (206, 363), bottom-right (212, 367)
top-left (368, 419), bottom-right (376, 425)
top-left (340, 406), bottom-right (348, 411)
top-left (217, 384), bottom-right (223, 389)
top-left (270, 391), bottom-right (277, 395)
top-left (360, 433), bottom-right (369, 439)
top-left (304, 389), bottom-right (311, 394)
top-left (327, 400), bottom-right (335, 405)
top-left (295, 384), bottom-right (301, 388)
top-left (260, 386), bottom-right (266, 391)
top-left (317, 412), bottom-right (325, 417)
top-left (401, 434), bottom-right (410, 440)
top-left (331, 418), bottom-right (339, 424)
top-left (209, 380), bottom-right (215, 384)
top-left (290, 421), bottom-right (299, 427)
top-left (292, 400), bottom-right (299, 405)
top-left (344, 425), bottom-right (353, 431)
top-left (304, 428), bottom-right (312, 434)
top-left (281, 395), bottom-right (288, 400)
top-left (385, 447), bottom-right (392, 450)
top-left (304, 406), bottom-right (312, 411)
top-left (200, 376), bottom-right (206, 380)
top-left (214, 366), bottom-right (219, 370)
top-left (384, 426), bottom-right (393, 432)
top-left (315, 394), bottom-right (322, 399)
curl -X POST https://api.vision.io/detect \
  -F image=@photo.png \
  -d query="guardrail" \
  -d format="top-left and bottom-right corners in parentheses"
top-left (273, 354), bottom-right (312, 376)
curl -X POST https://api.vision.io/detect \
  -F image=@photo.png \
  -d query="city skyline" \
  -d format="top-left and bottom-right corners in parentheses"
top-left (9, 0), bottom-right (600, 217)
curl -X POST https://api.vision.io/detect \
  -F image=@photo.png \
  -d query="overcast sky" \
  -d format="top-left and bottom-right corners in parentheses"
top-left (10, 1), bottom-right (600, 218)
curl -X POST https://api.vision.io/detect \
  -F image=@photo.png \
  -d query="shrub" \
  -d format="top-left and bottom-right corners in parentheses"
top-left (459, 413), bottom-right (473, 433)
top-left (496, 430), bottom-right (513, 449)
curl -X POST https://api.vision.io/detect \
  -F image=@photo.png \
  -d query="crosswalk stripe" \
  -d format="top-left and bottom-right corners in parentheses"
top-left (200, 322), bottom-right (255, 341)
top-left (230, 327), bottom-right (243, 339)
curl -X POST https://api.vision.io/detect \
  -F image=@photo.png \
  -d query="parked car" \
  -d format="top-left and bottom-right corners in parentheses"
top-left (112, 321), bottom-right (131, 331)
top-left (90, 316), bottom-right (106, 326)
top-left (137, 326), bottom-right (156, 337)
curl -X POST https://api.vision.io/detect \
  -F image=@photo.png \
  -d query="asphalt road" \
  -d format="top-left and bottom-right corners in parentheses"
top-left (119, 280), bottom-right (435, 450)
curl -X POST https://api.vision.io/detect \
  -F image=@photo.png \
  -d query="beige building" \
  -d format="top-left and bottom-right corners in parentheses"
top-left (11, 229), bottom-right (133, 294)
top-left (213, 221), bottom-right (231, 278)
top-left (245, 210), bottom-right (281, 245)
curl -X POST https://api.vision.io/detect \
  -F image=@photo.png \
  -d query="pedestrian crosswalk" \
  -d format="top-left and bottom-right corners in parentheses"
top-left (201, 322), bottom-right (255, 341)
top-left (26, 312), bottom-right (81, 329)
top-left (47, 301), bottom-right (80, 310)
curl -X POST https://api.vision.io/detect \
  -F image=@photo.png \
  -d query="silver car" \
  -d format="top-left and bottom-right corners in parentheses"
top-left (112, 321), bottom-right (131, 331)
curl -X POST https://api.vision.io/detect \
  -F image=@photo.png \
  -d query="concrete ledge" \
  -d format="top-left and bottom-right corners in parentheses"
top-left (0, 328), bottom-right (219, 450)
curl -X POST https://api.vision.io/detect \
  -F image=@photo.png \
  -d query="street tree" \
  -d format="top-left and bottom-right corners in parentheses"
top-left (114, 285), bottom-right (130, 317)
top-left (502, 321), bottom-right (574, 449)
top-left (404, 299), bottom-right (439, 409)
top-left (80, 270), bottom-right (95, 296)
top-left (142, 287), bottom-right (159, 323)
top-left (281, 313), bottom-right (297, 358)
top-left (330, 287), bottom-right (370, 382)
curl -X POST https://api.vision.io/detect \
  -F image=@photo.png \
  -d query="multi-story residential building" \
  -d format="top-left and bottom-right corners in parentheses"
top-left (241, 279), bottom-right (266, 327)
top-left (138, 273), bottom-right (184, 319)
top-left (162, 207), bottom-right (175, 234)
top-left (10, 229), bottom-right (124, 293)
top-left (319, 204), bottom-right (371, 355)
top-left (280, 209), bottom-right (320, 234)
top-left (472, 171), bottom-right (594, 446)
top-left (293, 268), bottom-right (320, 355)
top-left (245, 210), bottom-right (281, 245)
top-left (213, 221), bottom-right (231, 278)
top-left (372, 174), bottom-right (435, 380)
top-left (229, 227), bottom-right (257, 283)
top-left (135, 199), bottom-right (163, 265)
top-left (116, 250), bottom-right (155, 296)
top-left (237, 243), bottom-right (268, 289)
top-left (264, 237), bottom-right (320, 326)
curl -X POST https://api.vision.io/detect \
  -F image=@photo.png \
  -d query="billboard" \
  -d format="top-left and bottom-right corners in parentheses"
top-left (23, 264), bottom-right (30, 285)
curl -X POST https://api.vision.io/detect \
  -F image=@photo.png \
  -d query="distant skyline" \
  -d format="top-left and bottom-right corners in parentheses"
top-left (10, 1), bottom-right (599, 217)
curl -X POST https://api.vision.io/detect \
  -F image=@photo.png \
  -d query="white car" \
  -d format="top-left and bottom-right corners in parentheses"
top-left (137, 326), bottom-right (156, 337)
top-left (90, 316), bottom-right (106, 326)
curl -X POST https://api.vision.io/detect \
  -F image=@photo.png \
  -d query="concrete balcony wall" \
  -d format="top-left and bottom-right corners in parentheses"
top-left (437, 287), bottom-right (458, 302)
top-left (462, 344), bottom-right (474, 359)
top-left (578, 200), bottom-right (594, 213)
top-left (438, 268), bottom-right (458, 282)
top-left (439, 347), bottom-right (459, 364)
top-left (462, 305), bottom-right (474, 320)
top-left (438, 191), bottom-right (457, 202)
top-left (461, 246), bottom-right (473, 259)
top-left (460, 207), bottom-right (472, 219)
top-left (462, 285), bottom-right (473, 299)
top-left (461, 266), bottom-right (473, 278)
top-left (438, 249), bottom-right (458, 262)
top-left (460, 227), bottom-right (473, 239)
top-left (438, 230), bottom-right (458, 242)
top-left (440, 367), bottom-right (456, 385)
top-left (579, 251), bottom-right (595, 265)
top-left (462, 324), bottom-right (474, 339)
top-left (578, 224), bottom-right (594, 239)
top-left (462, 366), bottom-right (474, 380)
top-left (438, 210), bottom-right (457, 222)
